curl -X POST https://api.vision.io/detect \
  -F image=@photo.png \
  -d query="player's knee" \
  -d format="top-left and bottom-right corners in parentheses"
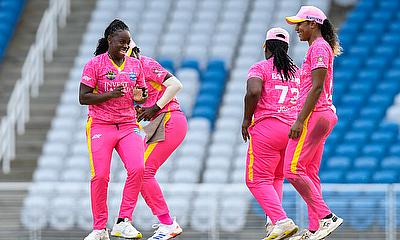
top-left (126, 164), bottom-right (144, 176)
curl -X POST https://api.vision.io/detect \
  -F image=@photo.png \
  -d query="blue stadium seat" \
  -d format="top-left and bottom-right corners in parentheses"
top-left (180, 59), bottom-right (200, 72)
top-left (353, 157), bottom-right (379, 171)
top-left (372, 170), bottom-right (398, 183)
top-left (199, 82), bottom-right (224, 95)
top-left (378, 122), bottom-right (399, 132)
top-left (381, 35), bottom-right (400, 45)
top-left (334, 68), bottom-right (355, 83)
top-left (326, 156), bottom-right (352, 171)
top-left (356, 69), bottom-right (381, 83)
top-left (371, 11), bottom-right (394, 22)
top-left (392, 58), bottom-right (400, 70)
top-left (356, 34), bottom-right (379, 46)
top-left (346, 170), bottom-right (371, 183)
top-left (379, 0), bottom-right (400, 10)
top-left (347, 8), bottom-right (369, 22)
top-left (363, 23), bottom-right (387, 35)
top-left (361, 144), bottom-right (387, 159)
top-left (364, 58), bottom-right (388, 72)
top-left (374, 46), bottom-right (398, 60)
top-left (339, 94), bottom-right (365, 110)
top-left (376, 82), bottom-right (400, 97)
top-left (192, 106), bottom-right (216, 124)
top-left (342, 132), bottom-right (369, 148)
top-left (388, 145), bottom-right (400, 156)
top-left (381, 157), bottom-right (400, 170)
top-left (336, 107), bottom-right (358, 122)
top-left (207, 59), bottom-right (225, 73)
top-left (335, 144), bottom-right (360, 159)
top-left (384, 70), bottom-right (400, 82)
top-left (359, 107), bottom-right (385, 121)
top-left (388, 22), bottom-right (400, 32)
top-left (195, 94), bottom-right (220, 110)
top-left (351, 119), bottom-right (378, 132)
top-left (368, 94), bottom-right (393, 109)
top-left (370, 131), bottom-right (397, 145)
top-left (157, 58), bottom-right (175, 73)
top-left (348, 47), bottom-right (370, 61)
top-left (201, 70), bottom-right (226, 84)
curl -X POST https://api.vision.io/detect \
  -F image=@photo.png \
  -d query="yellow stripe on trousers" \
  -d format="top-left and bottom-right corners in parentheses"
top-left (290, 114), bottom-right (312, 173)
top-left (86, 117), bottom-right (95, 178)
top-left (144, 110), bottom-right (172, 163)
top-left (247, 134), bottom-right (255, 181)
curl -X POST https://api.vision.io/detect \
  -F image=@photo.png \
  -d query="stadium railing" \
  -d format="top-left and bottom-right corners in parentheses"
top-left (0, 0), bottom-right (70, 173)
top-left (3, 183), bottom-right (399, 240)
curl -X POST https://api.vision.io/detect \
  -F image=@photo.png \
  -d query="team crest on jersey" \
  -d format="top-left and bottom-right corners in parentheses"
top-left (106, 71), bottom-right (116, 80)
top-left (317, 56), bottom-right (323, 63)
top-left (129, 72), bottom-right (137, 81)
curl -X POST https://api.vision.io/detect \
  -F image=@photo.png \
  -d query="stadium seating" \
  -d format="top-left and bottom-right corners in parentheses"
top-left (20, 0), bottom-right (400, 234)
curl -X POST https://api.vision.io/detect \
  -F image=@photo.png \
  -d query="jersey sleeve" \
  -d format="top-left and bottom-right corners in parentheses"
top-left (247, 63), bottom-right (264, 81)
top-left (142, 57), bottom-right (169, 84)
top-left (80, 59), bottom-right (97, 88)
top-left (135, 61), bottom-right (146, 88)
top-left (310, 45), bottom-right (329, 70)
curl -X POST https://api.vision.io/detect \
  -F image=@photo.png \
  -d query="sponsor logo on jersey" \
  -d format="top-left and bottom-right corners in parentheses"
top-left (129, 72), bottom-right (137, 81)
top-left (106, 71), bottom-right (116, 80)
top-left (92, 134), bottom-right (102, 139)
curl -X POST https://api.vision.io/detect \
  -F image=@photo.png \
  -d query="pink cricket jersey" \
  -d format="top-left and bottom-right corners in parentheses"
top-left (81, 53), bottom-right (146, 123)
top-left (299, 37), bottom-right (335, 112)
top-left (139, 55), bottom-right (181, 116)
top-left (247, 58), bottom-right (300, 126)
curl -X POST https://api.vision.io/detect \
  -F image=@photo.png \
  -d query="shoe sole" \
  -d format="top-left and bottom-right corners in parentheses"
top-left (110, 232), bottom-right (142, 239)
top-left (166, 230), bottom-right (183, 239)
top-left (317, 218), bottom-right (343, 240)
top-left (265, 226), bottom-right (299, 240)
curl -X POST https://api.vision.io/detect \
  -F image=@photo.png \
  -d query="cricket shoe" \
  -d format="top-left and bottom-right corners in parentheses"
top-left (84, 229), bottom-right (110, 240)
top-left (111, 218), bottom-right (142, 239)
top-left (147, 219), bottom-right (182, 240)
top-left (263, 218), bottom-right (298, 240)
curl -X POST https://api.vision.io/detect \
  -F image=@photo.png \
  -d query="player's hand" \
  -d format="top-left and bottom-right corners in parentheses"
top-left (133, 87), bottom-right (148, 102)
top-left (137, 104), bottom-right (161, 121)
top-left (289, 120), bottom-right (303, 139)
top-left (135, 105), bottom-right (143, 114)
top-left (107, 85), bottom-right (125, 99)
top-left (241, 119), bottom-right (251, 142)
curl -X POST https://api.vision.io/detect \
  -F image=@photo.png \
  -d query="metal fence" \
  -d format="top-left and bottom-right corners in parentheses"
top-left (0, 183), bottom-right (399, 240)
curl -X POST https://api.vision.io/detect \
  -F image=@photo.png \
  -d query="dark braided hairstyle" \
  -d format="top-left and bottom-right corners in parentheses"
top-left (320, 19), bottom-right (342, 56)
top-left (265, 39), bottom-right (298, 81)
top-left (94, 19), bottom-right (130, 56)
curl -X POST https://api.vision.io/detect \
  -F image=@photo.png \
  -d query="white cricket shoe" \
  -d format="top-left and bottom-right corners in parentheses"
top-left (111, 218), bottom-right (142, 239)
top-left (84, 229), bottom-right (110, 240)
top-left (147, 219), bottom-right (183, 240)
top-left (265, 221), bottom-right (274, 237)
top-left (264, 218), bottom-right (298, 240)
top-left (288, 229), bottom-right (318, 240)
top-left (313, 214), bottom-right (343, 239)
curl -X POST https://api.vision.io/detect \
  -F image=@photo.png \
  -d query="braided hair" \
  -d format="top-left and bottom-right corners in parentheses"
top-left (94, 19), bottom-right (130, 56)
top-left (265, 39), bottom-right (297, 81)
top-left (320, 19), bottom-right (342, 56)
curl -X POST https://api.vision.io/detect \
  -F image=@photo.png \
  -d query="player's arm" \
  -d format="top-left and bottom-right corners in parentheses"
top-left (289, 67), bottom-right (326, 139)
top-left (242, 77), bottom-right (262, 142)
top-left (79, 83), bottom-right (124, 105)
top-left (137, 73), bottom-right (183, 121)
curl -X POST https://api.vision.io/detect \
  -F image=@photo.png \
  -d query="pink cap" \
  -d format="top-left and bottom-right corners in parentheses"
top-left (266, 27), bottom-right (290, 44)
top-left (286, 6), bottom-right (327, 25)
